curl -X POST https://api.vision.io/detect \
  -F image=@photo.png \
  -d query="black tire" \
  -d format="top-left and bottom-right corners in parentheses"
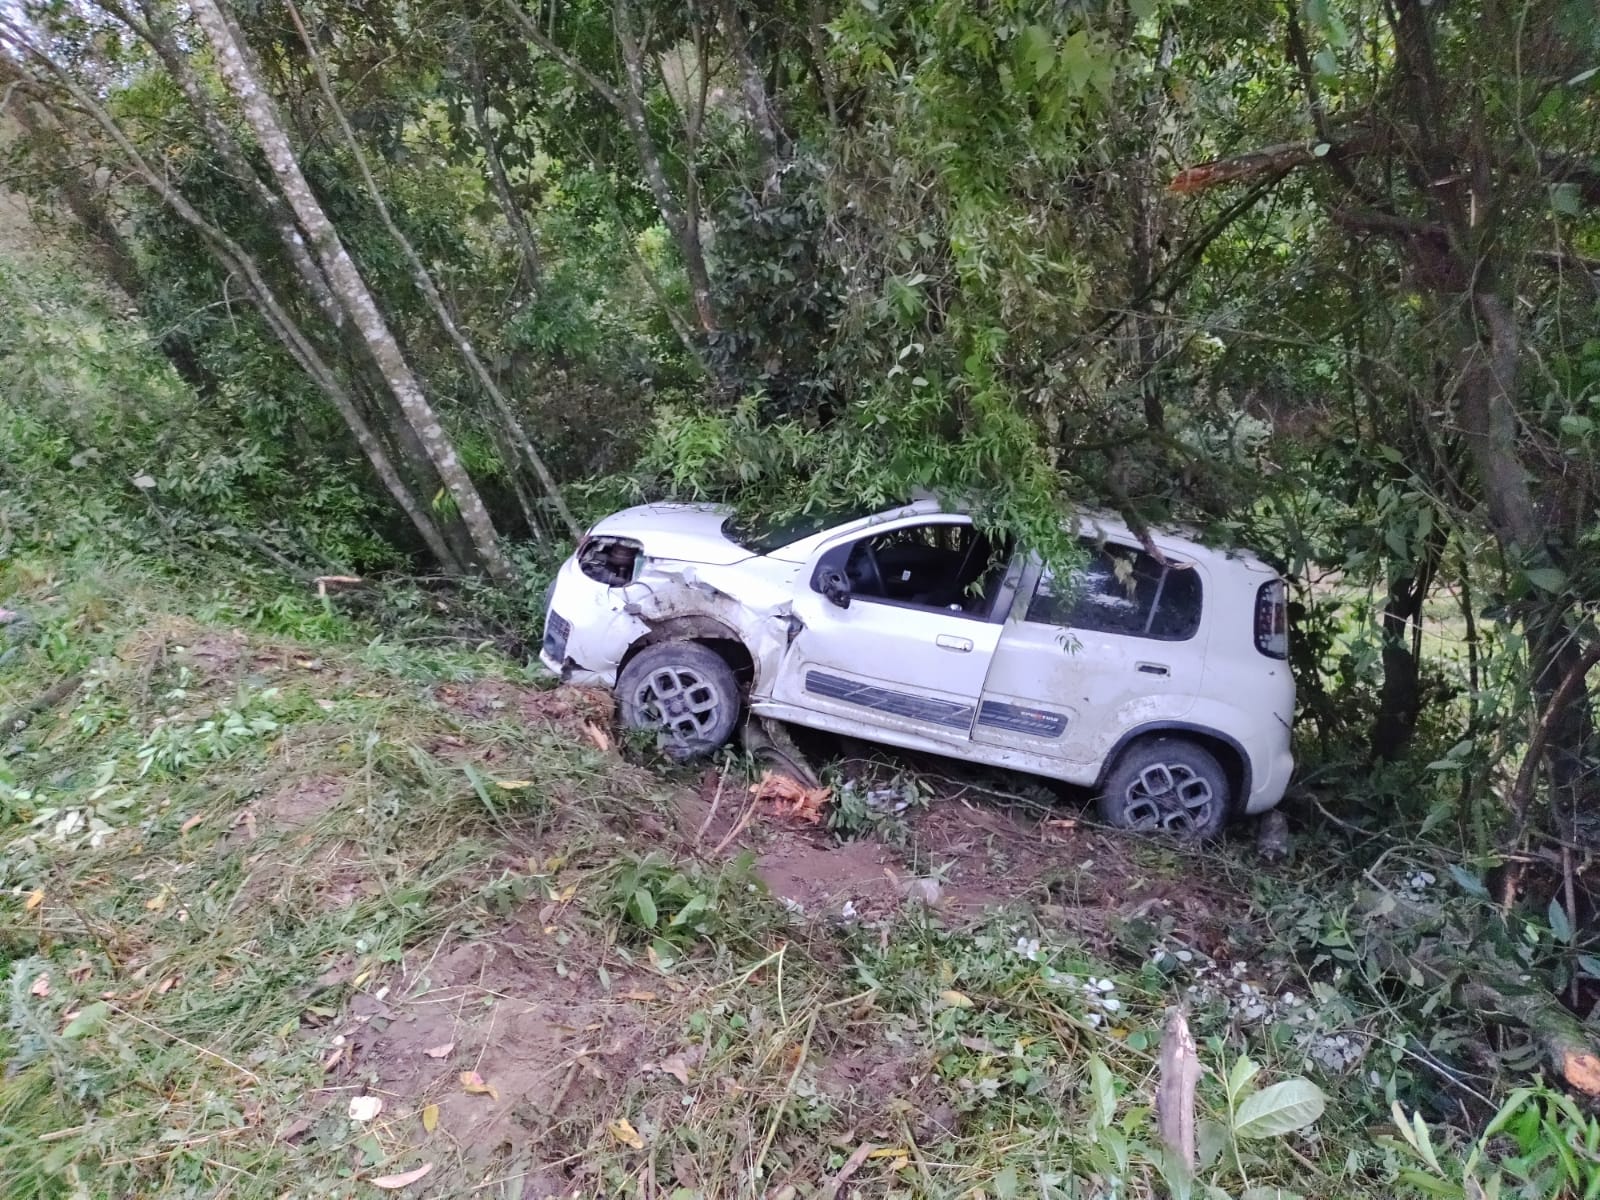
top-left (616, 641), bottom-right (742, 760)
top-left (1096, 736), bottom-right (1230, 840)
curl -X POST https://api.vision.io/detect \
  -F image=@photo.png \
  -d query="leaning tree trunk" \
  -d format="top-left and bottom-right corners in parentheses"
top-left (188, 0), bottom-right (512, 582)
top-left (0, 41), bottom-right (466, 574)
top-left (286, 0), bottom-right (581, 541)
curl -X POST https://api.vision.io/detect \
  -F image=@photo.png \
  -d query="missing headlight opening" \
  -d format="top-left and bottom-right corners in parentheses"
top-left (578, 536), bottom-right (642, 586)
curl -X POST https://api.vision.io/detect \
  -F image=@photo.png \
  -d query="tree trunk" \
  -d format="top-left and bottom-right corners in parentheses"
top-left (189, 0), bottom-right (512, 581)
top-left (114, 0), bottom-right (343, 326)
top-left (613, 0), bottom-right (718, 333)
top-left (1456, 294), bottom-right (1598, 828)
top-left (285, 0), bottom-right (580, 541)
top-left (1371, 571), bottom-right (1427, 763)
top-left (0, 35), bottom-right (464, 573)
top-left (712, 0), bottom-right (785, 175)
top-left (468, 56), bottom-right (544, 296)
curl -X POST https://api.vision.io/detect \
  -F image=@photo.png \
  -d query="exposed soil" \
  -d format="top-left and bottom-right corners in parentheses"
top-left (434, 679), bottom-right (614, 737)
top-left (302, 688), bottom-right (1251, 1174)
top-left (325, 916), bottom-right (659, 1185)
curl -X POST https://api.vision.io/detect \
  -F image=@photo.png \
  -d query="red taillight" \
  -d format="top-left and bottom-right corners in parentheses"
top-left (578, 536), bottom-right (642, 586)
top-left (1255, 580), bottom-right (1288, 659)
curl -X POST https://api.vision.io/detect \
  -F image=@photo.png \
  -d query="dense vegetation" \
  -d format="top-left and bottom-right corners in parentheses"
top-left (2, 0), bottom-right (1599, 1196)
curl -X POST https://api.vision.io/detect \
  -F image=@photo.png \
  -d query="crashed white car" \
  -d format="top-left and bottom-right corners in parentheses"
top-left (540, 498), bottom-right (1294, 837)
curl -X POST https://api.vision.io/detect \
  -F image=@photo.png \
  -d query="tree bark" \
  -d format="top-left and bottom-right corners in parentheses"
top-left (188, 0), bottom-right (512, 581)
top-left (613, 0), bottom-right (718, 333)
top-left (712, 0), bottom-right (785, 175)
top-left (467, 55), bottom-right (544, 296)
top-left (0, 30), bottom-right (463, 574)
top-left (285, 0), bottom-right (581, 540)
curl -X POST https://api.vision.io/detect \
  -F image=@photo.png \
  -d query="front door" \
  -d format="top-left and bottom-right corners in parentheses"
top-left (770, 516), bottom-right (1017, 745)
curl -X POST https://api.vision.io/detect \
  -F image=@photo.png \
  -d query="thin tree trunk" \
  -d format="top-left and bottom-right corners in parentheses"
top-left (467, 56), bottom-right (543, 296)
top-left (285, 0), bottom-right (580, 541)
top-left (1371, 570), bottom-right (1428, 763)
top-left (0, 37), bottom-right (463, 574)
top-left (6, 93), bottom-right (218, 398)
top-left (615, 0), bottom-right (717, 332)
top-left (102, 0), bottom-right (343, 326)
top-left (188, 0), bottom-right (512, 581)
top-left (499, 0), bottom-right (717, 332)
top-left (712, 0), bottom-right (784, 175)
top-left (1457, 294), bottom-right (1597, 827)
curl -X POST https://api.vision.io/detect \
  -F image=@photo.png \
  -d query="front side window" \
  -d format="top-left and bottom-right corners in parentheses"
top-left (812, 521), bottom-right (1015, 619)
top-left (1027, 543), bottom-right (1202, 640)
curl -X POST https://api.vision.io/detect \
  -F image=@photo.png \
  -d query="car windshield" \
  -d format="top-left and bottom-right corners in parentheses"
top-left (722, 501), bottom-right (903, 554)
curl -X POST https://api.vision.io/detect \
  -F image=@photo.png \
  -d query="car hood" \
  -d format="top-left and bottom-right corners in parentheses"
top-left (585, 503), bottom-right (753, 566)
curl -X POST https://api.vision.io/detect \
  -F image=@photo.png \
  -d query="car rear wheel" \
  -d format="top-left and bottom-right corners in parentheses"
top-left (617, 641), bottom-right (741, 760)
top-left (1097, 737), bottom-right (1229, 840)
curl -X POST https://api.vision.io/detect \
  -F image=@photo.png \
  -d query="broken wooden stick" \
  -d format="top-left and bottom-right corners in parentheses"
top-left (0, 674), bottom-right (83, 735)
top-left (1156, 1006), bottom-right (1199, 1174)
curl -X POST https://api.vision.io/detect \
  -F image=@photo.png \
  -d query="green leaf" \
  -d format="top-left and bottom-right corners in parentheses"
top-left (1233, 1078), bottom-right (1326, 1138)
top-left (1551, 183), bottom-right (1582, 216)
top-left (1548, 897), bottom-right (1573, 944)
top-left (1449, 864), bottom-right (1489, 898)
top-left (631, 887), bottom-right (658, 928)
top-left (1058, 30), bottom-right (1096, 94)
top-left (61, 1001), bottom-right (110, 1040)
top-left (1088, 1054), bottom-right (1117, 1130)
top-left (994, 1165), bottom-right (1019, 1200)
top-left (668, 893), bottom-right (709, 928)
top-left (1016, 24), bottom-right (1055, 81)
top-left (1560, 414), bottom-right (1595, 437)
top-left (1524, 566), bottom-right (1567, 593)
top-left (1577, 954), bottom-right (1600, 978)
top-left (1226, 1055), bottom-right (1260, 1104)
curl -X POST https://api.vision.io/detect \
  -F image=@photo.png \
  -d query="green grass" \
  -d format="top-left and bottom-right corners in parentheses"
top-left (0, 550), bottom-right (1588, 1199)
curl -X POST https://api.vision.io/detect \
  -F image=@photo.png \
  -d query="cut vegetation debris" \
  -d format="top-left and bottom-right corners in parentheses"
top-left (0, 554), bottom-right (1596, 1199)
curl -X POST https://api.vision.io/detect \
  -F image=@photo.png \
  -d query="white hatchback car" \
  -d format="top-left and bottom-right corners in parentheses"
top-left (540, 498), bottom-right (1294, 837)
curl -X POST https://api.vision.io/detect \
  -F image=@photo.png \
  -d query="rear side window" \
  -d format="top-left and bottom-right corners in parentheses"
top-left (1027, 545), bottom-right (1202, 641)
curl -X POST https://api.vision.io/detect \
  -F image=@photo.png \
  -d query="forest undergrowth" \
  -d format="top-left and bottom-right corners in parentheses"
top-left (1, 446), bottom-right (1595, 1198)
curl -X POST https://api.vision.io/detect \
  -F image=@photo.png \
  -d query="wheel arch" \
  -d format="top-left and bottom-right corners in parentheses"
top-left (620, 616), bottom-right (756, 688)
top-left (1096, 722), bottom-right (1252, 812)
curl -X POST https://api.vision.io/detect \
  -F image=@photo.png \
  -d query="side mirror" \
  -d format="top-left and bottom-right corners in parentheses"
top-left (819, 568), bottom-right (852, 609)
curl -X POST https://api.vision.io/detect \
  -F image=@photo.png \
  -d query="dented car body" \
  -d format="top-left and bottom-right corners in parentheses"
top-left (541, 498), bottom-right (1295, 837)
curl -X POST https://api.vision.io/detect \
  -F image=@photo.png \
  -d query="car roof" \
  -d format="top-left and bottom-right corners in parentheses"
top-left (769, 497), bottom-right (1274, 574)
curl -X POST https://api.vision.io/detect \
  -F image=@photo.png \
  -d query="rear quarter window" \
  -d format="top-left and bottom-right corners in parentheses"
top-left (1027, 545), bottom-right (1202, 641)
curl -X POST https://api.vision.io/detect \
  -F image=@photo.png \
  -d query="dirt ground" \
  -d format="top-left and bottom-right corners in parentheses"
top-left (339, 683), bottom-right (1250, 1179)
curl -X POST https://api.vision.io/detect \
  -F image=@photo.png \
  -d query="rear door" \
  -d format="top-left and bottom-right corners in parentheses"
top-left (771, 515), bottom-right (1018, 745)
top-left (973, 541), bottom-right (1209, 766)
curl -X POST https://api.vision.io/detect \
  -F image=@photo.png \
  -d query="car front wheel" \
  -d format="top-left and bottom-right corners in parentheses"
top-left (616, 641), bottom-right (741, 760)
top-left (1097, 736), bottom-right (1229, 840)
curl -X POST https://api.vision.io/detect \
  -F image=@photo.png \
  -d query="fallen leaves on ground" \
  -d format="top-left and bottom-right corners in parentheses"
top-left (371, 1162), bottom-right (433, 1189)
top-left (24, 888), bottom-right (44, 911)
top-left (607, 1117), bottom-right (645, 1149)
top-left (421, 1104), bottom-right (439, 1133)
top-left (642, 1048), bottom-right (701, 1086)
top-left (422, 1042), bottom-right (453, 1058)
top-left (348, 1095), bottom-right (383, 1121)
top-left (939, 990), bottom-right (974, 1009)
top-left (30, 973), bottom-right (50, 997)
top-left (460, 1070), bottom-right (499, 1100)
top-left (750, 771), bottom-right (831, 824)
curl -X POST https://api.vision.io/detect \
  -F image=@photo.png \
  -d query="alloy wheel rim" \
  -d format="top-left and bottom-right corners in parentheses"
top-left (1121, 762), bottom-right (1215, 836)
top-left (633, 666), bottom-right (723, 746)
